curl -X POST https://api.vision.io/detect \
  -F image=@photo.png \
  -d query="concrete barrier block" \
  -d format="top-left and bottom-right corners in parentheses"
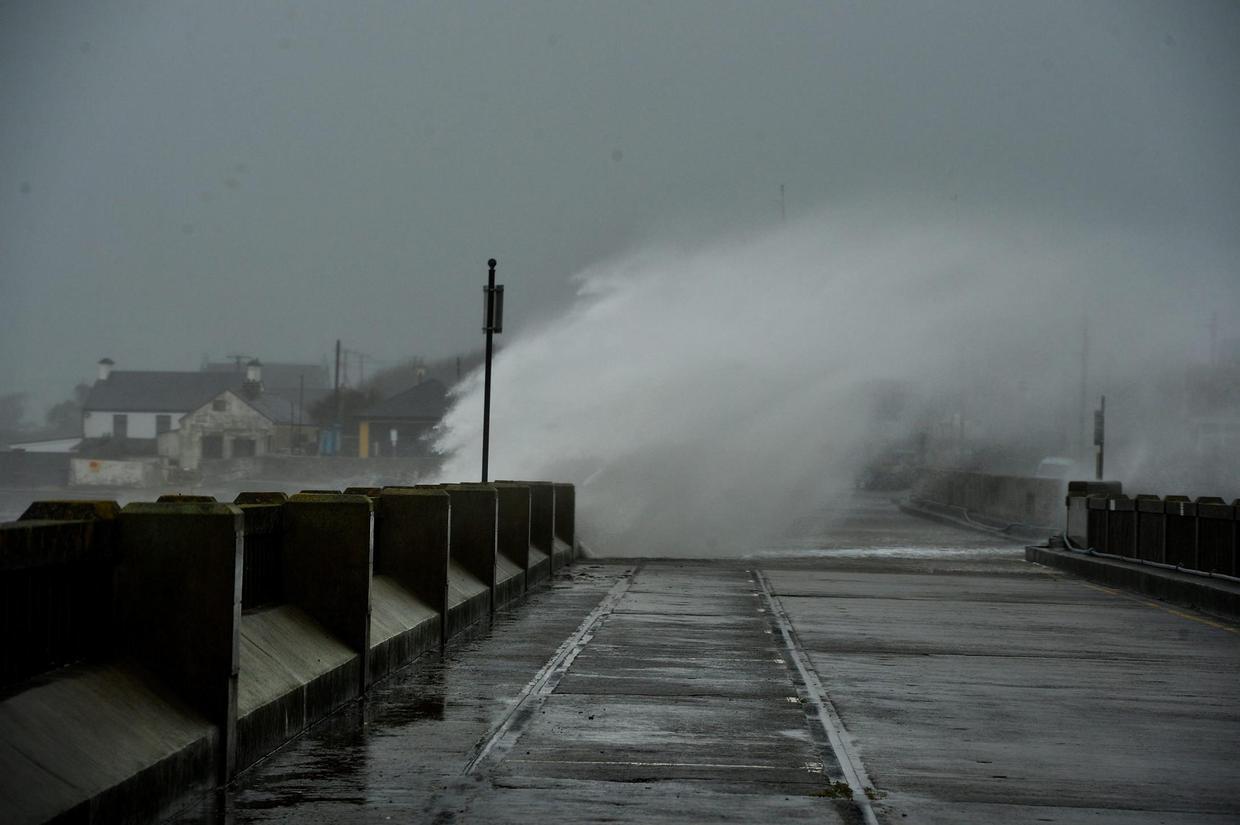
top-left (1105, 495), bottom-right (1136, 558)
top-left (497, 480), bottom-right (553, 588)
top-left (493, 483), bottom-right (532, 570)
top-left (157, 495), bottom-right (218, 503)
top-left (116, 501), bottom-right (242, 781)
top-left (19, 500), bottom-right (121, 523)
top-left (281, 494), bottom-right (373, 691)
top-left (1163, 495), bottom-right (1197, 569)
top-left (1067, 480), bottom-right (1123, 498)
top-left (1, 510), bottom-right (118, 689)
top-left (1195, 497), bottom-right (1236, 577)
top-left (236, 503), bottom-right (284, 610)
top-left (374, 488), bottom-right (450, 656)
top-left (553, 482), bottom-right (576, 568)
top-left (1135, 495), bottom-right (1165, 563)
top-left (439, 484), bottom-right (497, 610)
top-left (234, 492), bottom-right (289, 505)
top-left (376, 489), bottom-right (450, 613)
top-left (493, 483), bottom-right (530, 607)
top-left (1086, 495), bottom-right (1109, 552)
top-left (344, 486), bottom-right (382, 497)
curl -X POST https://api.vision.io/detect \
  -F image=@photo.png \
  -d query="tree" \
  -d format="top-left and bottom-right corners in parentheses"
top-left (0, 393), bottom-right (27, 432)
top-left (45, 383), bottom-right (91, 431)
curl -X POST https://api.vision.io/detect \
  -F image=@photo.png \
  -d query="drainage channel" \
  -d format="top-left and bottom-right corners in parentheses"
top-left (753, 568), bottom-right (882, 825)
top-left (463, 564), bottom-right (641, 774)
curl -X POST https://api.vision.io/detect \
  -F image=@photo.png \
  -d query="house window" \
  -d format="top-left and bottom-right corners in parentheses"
top-left (212, 398), bottom-right (227, 412)
top-left (201, 435), bottom-right (223, 459)
top-left (155, 414), bottom-right (172, 434)
top-left (112, 414), bottom-right (128, 439)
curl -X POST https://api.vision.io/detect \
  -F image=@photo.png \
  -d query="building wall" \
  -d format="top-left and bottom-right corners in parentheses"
top-left (171, 392), bottom-right (273, 471)
top-left (357, 419), bottom-right (437, 458)
top-left (69, 457), bottom-right (161, 487)
top-left (83, 410), bottom-right (181, 439)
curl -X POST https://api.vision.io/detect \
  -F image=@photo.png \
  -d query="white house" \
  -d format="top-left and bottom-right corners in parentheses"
top-left (82, 357), bottom-right (246, 443)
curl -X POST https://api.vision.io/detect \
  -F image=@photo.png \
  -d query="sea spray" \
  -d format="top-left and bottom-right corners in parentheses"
top-left (434, 207), bottom-right (1238, 555)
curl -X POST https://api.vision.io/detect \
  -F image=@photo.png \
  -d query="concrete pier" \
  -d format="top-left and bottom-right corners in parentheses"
top-left (160, 494), bottom-right (1238, 824)
top-left (0, 479), bottom-right (580, 824)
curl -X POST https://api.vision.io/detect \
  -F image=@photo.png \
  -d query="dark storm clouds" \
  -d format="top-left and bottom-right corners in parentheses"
top-left (2, 1), bottom-right (1237, 413)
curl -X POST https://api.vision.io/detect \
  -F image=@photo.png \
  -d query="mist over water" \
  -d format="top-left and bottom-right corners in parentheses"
top-left (435, 207), bottom-right (1239, 556)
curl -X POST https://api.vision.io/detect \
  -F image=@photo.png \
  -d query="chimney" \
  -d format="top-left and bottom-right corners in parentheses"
top-left (97, 358), bottom-right (114, 382)
top-left (242, 358), bottom-right (263, 398)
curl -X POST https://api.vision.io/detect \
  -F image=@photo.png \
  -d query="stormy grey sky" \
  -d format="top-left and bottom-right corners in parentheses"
top-left (2, 0), bottom-right (1238, 418)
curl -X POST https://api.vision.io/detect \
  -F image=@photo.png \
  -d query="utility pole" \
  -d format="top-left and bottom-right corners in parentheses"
top-left (481, 258), bottom-right (504, 482)
top-left (297, 373), bottom-right (305, 453)
top-left (333, 339), bottom-right (342, 456)
top-left (1094, 394), bottom-right (1106, 481)
top-left (1079, 318), bottom-right (1089, 463)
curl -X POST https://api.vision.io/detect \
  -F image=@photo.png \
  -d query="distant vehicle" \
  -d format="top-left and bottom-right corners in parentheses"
top-left (1033, 456), bottom-right (1076, 479)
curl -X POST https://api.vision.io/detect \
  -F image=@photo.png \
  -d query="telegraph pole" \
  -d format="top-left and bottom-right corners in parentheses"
top-left (481, 258), bottom-right (504, 482)
top-left (1094, 394), bottom-right (1106, 481)
top-left (332, 339), bottom-right (342, 456)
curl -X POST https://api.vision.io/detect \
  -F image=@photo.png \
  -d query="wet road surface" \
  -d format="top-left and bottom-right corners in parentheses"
top-left (167, 495), bottom-right (1240, 824)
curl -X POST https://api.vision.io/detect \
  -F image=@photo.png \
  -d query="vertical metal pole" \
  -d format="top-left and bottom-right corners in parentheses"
top-left (1095, 394), bottom-right (1106, 481)
top-left (481, 258), bottom-right (496, 482)
top-left (1079, 319), bottom-right (1089, 462)
top-left (297, 373), bottom-right (304, 452)
top-left (333, 339), bottom-right (342, 456)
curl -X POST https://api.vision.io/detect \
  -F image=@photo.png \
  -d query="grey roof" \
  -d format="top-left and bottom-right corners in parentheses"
top-left (359, 380), bottom-right (448, 421)
top-left (83, 371), bottom-right (243, 413)
top-left (242, 392), bottom-right (303, 424)
top-left (203, 361), bottom-right (330, 389)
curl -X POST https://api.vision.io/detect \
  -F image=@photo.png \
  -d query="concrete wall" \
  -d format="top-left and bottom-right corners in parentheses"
top-left (0, 478), bottom-right (575, 824)
top-left (69, 457), bottom-right (162, 488)
top-left (913, 468), bottom-right (1064, 528)
top-left (1070, 486), bottom-right (1239, 578)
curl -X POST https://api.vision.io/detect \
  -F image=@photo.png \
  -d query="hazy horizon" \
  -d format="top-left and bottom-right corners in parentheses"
top-left (4, 1), bottom-right (1239, 422)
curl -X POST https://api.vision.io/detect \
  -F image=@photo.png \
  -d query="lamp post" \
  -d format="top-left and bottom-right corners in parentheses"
top-left (481, 258), bottom-right (504, 482)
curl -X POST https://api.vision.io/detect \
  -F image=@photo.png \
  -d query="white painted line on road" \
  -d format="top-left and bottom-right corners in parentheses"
top-left (756, 569), bottom-right (881, 825)
top-left (463, 565), bottom-right (640, 774)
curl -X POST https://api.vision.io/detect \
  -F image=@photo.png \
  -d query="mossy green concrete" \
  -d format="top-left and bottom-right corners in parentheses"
top-left (375, 489), bottom-right (450, 618)
top-left (116, 502), bottom-right (242, 781)
top-left (494, 553), bottom-right (526, 610)
top-left (236, 605), bottom-right (359, 771)
top-left (437, 484), bottom-right (498, 615)
top-left (446, 560), bottom-right (490, 638)
top-left (368, 574), bottom-right (439, 682)
top-left (281, 494), bottom-right (373, 692)
top-left (233, 492), bottom-right (288, 505)
top-left (18, 500), bottom-right (121, 523)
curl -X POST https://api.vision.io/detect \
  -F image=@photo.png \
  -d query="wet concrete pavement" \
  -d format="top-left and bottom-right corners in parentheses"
top-left (167, 495), bottom-right (1240, 824)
